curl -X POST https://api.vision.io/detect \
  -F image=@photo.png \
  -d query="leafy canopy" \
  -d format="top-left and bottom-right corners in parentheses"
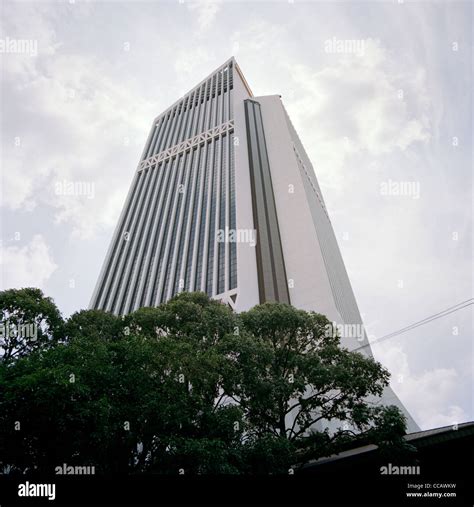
top-left (0, 289), bottom-right (411, 474)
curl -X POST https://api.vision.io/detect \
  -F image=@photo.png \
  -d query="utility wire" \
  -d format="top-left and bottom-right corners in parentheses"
top-left (372, 298), bottom-right (474, 341)
top-left (353, 298), bottom-right (473, 352)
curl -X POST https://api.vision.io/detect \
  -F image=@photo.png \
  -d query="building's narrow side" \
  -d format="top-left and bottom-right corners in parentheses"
top-left (247, 93), bottom-right (418, 432)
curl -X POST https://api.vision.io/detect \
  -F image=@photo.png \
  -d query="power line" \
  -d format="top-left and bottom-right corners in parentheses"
top-left (373, 298), bottom-right (474, 341)
top-left (355, 300), bottom-right (473, 351)
top-left (353, 298), bottom-right (474, 352)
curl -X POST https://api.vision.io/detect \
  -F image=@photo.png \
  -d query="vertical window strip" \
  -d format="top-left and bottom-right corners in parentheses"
top-left (214, 73), bottom-right (220, 128)
top-left (181, 147), bottom-right (202, 292)
top-left (162, 153), bottom-right (190, 302)
top-left (148, 120), bottom-right (161, 158)
top-left (208, 75), bottom-right (215, 131)
top-left (173, 105), bottom-right (182, 144)
top-left (110, 168), bottom-right (154, 313)
top-left (100, 170), bottom-right (147, 311)
top-left (204, 79), bottom-right (212, 132)
top-left (177, 96), bottom-right (190, 145)
top-left (220, 67), bottom-right (225, 124)
top-left (188, 142), bottom-right (208, 292)
top-left (180, 93), bottom-right (189, 142)
top-left (245, 102), bottom-right (275, 302)
top-left (197, 82), bottom-right (203, 133)
top-left (229, 133), bottom-right (237, 290)
top-left (260, 103), bottom-right (289, 303)
top-left (156, 113), bottom-right (170, 154)
top-left (166, 149), bottom-right (195, 300)
top-left (215, 71), bottom-right (221, 129)
top-left (183, 92), bottom-right (195, 140)
top-left (212, 134), bottom-right (223, 296)
top-left (138, 159), bottom-right (172, 308)
top-left (253, 102), bottom-right (287, 303)
top-left (106, 168), bottom-right (152, 312)
top-left (153, 155), bottom-right (186, 305)
top-left (223, 133), bottom-right (230, 293)
top-left (154, 117), bottom-right (168, 156)
top-left (185, 93), bottom-right (195, 140)
top-left (115, 165), bottom-right (160, 314)
top-left (94, 171), bottom-right (142, 308)
top-left (217, 134), bottom-right (227, 295)
top-left (206, 138), bottom-right (219, 296)
top-left (144, 121), bottom-right (158, 160)
top-left (176, 147), bottom-right (200, 295)
top-left (223, 67), bottom-right (228, 123)
top-left (244, 99), bottom-right (290, 304)
top-left (168, 106), bottom-right (182, 150)
top-left (200, 79), bottom-right (209, 134)
top-left (196, 85), bottom-right (204, 135)
top-left (144, 156), bottom-right (180, 306)
top-left (229, 63), bottom-right (233, 120)
top-left (174, 98), bottom-right (187, 147)
top-left (162, 108), bottom-right (177, 152)
top-left (126, 163), bottom-right (166, 312)
top-left (192, 89), bottom-right (199, 132)
top-left (195, 141), bottom-right (213, 291)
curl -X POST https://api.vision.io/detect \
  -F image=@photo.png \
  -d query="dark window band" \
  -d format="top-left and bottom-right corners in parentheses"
top-left (244, 99), bottom-right (290, 305)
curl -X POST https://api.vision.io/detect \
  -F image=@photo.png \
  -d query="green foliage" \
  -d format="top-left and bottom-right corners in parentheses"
top-left (243, 435), bottom-right (296, 474)
top-left (0, 290), bottom-right (412, 475)
top-left (0, 288), bottom-right (64, 364)
top-left (65, 309), bottom-right (123, 342)
top-left (226, 303), bottom-right (392, 441)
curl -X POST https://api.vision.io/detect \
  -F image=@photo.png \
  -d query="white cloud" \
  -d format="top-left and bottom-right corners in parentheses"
top-left (0, 153), bottom-right (35, 211)
top-left (375, 345), bottom-right (469, 430)
top-left (0, 235), bottom-right (57, 290)
top-left (174, 47), bottom-right (214, 78)
top-left (284, 38), bottom-right (431, 191)
top-left (187, 1), bottom-right (221, 33)
top-left (1, 6), bottom-right (153, 240)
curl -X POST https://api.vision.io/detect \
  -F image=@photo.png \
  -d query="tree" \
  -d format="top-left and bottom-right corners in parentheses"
top-left (65, 308), bottom-right (123, 342)
top-left (0, 329), bottom-right (206, 474)
top-left (220, 302), bottom-right (410, 470)
top-left (0, 288), bottom-right (64, 364)
top-left (0, 293), bottom-right (246, 475)
top-left (124, 293), bottom-right (247, 473)
top-left (0, 291), bottom-right (412, 475)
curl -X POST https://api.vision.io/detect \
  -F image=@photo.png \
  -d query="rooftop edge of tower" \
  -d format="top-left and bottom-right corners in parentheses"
top-left (233, 57), bottom-right (254, 98)
top-left (152, 57), bottom-right (253, 123)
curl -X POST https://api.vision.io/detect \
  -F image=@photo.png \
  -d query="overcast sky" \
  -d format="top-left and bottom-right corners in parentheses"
top-left (1, 0), bottom-right (472, 431)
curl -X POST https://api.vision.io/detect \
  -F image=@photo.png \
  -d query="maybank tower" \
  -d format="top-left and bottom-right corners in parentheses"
top-left (90, 58), bottom-right (418, 432)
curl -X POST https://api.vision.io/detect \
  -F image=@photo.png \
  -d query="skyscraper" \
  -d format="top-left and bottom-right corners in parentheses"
top-left (90, 58), bottom-right (418, 431)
